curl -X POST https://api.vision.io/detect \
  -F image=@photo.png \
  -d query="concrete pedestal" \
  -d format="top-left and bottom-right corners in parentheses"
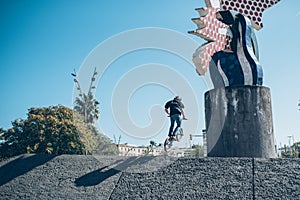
top-left (205, 86), bottom-right (276, 158)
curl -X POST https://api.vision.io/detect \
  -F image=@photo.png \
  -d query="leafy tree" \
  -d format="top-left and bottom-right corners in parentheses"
top-left (280, 142), bottom-right (300, 158)
top-left (0, 105), bottom-right (118, 159)
top-left (293, 141), bottom-right (300, 151)
top-left (72, 68), bottom-right (100, 124)
top-left (294, 142), bottom-right (300, 158)
top-left (73, 112), bottom-right (118, 155)
top-left (190, 145), bottom-right (205, 157)
top-left (0, 106), bottom-right (84, 159)
top-left (89, 125), bottom-right (119, 155)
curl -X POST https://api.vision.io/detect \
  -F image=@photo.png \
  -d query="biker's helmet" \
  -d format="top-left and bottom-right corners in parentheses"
top-left (174, 96), bottom-right (182, 101)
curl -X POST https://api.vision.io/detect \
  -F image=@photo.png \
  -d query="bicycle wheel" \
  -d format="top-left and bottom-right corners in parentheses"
top-left (164, 137), bottom-right (173, 151)
top-left (177, 128), bottom-right (184, 141)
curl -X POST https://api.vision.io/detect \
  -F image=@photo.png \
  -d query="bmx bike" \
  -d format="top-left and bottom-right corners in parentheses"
top-left (163, 127), bottom-right (184, 152)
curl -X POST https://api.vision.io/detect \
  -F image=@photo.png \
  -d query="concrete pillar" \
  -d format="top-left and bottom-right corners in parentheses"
top-left (205, 86), bottom-right (276, 158)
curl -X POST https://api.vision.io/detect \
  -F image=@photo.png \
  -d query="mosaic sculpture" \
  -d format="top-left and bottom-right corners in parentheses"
top-left (189, 0), bottom-right (280, 88)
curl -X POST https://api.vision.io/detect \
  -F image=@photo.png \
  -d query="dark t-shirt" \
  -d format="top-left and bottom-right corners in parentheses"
top-left (165, 100), bottom-right (184, 116)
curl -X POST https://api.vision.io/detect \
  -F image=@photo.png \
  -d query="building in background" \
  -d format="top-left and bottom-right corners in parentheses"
top-left (117, 144), bottom-right (163, 156)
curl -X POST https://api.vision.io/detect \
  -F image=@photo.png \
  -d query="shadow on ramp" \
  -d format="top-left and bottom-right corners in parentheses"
top-left (0, 154), bottom-right (56, 186)
top-left (75, 156), bottom-right (154, 187)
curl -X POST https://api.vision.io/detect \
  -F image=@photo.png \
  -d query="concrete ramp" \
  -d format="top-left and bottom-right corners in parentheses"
top-left (0, 154), bottom-right (299, 199)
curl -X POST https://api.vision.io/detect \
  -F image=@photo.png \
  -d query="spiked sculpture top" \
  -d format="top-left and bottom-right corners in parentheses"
top-left (189, 0), bottom-right (280, 87)
top-left (220, 0), bottom-right (280, 30)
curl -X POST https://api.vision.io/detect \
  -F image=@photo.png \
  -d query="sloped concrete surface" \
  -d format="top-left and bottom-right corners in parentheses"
top-left (111, 158), bottom-right (253, 199)
top-left (0, 154), bottom-right (123, 200)
top-left (0, 154), bottom-right (299, 199)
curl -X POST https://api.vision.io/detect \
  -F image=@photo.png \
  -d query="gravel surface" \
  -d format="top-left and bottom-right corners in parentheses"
top-left (0, 154), bottom-right (299, 199)
top-left (0, 154), bottom-right (122, 200)
top-left (111, 157), bottom-right (253, 199)
top-left (254, 158), bottom-right (300, 199)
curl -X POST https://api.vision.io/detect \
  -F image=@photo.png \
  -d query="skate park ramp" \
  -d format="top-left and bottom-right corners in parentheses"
top-left (0, 154), bottom-right (299, 199)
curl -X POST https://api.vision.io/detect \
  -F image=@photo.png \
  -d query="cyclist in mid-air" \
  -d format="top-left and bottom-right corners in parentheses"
top-left (164, 96), bottom-right (187, 141)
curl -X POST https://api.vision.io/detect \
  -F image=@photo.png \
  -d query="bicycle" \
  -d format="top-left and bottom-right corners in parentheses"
top-left (163, 127), bottom-right (184, 152)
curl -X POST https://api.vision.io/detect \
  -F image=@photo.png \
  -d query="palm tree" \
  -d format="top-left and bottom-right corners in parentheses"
top-left (145, 140), bottom-right (160, 155)
top-left (74, 92), bottom-right (99, 123)
top-left (150, 140), bottom-right (157, 147)
top-left (72, 68), bottom-right (100, 124)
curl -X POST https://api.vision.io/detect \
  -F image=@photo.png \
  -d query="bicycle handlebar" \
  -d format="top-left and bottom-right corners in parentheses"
top-left (167, 115), bottom-right (188, 120)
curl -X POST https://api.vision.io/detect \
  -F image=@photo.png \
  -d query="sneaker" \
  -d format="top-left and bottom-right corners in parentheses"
top-left (170, 136), bottom-right (177, 141)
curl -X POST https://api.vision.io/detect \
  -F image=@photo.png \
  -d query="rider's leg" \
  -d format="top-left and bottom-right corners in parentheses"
top-left (168, 115), bottom-right (175, 137)
top-left (173, 114), bottom-right (182, 136)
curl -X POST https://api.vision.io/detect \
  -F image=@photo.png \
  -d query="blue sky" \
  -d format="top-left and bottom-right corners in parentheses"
top-left (0, 0), bottom-right (299, 148)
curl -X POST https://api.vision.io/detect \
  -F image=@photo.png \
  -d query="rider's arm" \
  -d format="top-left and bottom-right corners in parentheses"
top-left (164, 101), bottom-right (171, 116)
top-left (165, 108), bottom-right (170, 115)
top-left (181, 108), bottom-right (187, 120)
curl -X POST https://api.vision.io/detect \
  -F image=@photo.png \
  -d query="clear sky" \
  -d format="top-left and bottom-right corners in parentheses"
top-left (1, 0), bottom-right (299, 148)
